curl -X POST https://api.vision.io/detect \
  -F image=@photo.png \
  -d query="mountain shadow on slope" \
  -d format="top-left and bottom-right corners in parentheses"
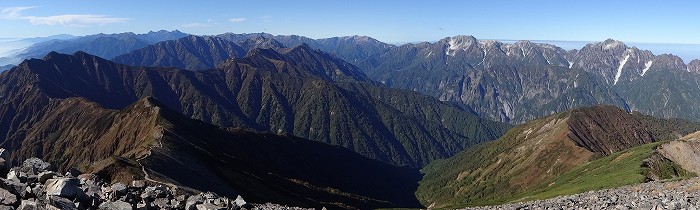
top-left (0, 51), bottom-right (508, 168)
top-left (9, 96), bottom-right (423, 209)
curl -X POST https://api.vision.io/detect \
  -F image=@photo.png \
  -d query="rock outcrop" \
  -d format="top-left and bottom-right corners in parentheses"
top-left (0, 156), bottom-right (257, 210)
top-left (465, 177), bottom-right (700, 210)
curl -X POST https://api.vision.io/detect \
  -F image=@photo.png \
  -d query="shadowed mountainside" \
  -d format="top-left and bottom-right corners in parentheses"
top-left (0, 50), bottom-right (508, 167)
top-left (8, 96), bottom-right (423, 209)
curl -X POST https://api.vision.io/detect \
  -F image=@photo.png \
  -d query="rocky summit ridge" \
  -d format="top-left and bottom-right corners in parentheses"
top-left (0, 154), bottom-right (311, 210)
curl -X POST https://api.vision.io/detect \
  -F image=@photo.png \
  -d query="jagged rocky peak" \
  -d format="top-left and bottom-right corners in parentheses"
top-left (688, 59), bottom-right (700, 74)
top-left (600, 38), bottom-right (627, 50)
top-left (284, 42), bottom-right (314, 53)
top-left (244, 47), bottom-right (284, 60)
top-left (571, 39), bottom-right (661, 85)
top-left (444, 35), bottom-right (479, 56)
top-left (651, 54), bottom-right (687, 72)
top-left (279, 43), bottom-right (331, 60)
top-left (236, 35), bottom-right (285, 51)
top-left (513, 40), bottom-right (534, 47)
top-left (338, 35), bottom-right (375, 42)
top-left (41, 51), bottom-right (69, 61)
top-left (479, 39), bottom-right (501, 47)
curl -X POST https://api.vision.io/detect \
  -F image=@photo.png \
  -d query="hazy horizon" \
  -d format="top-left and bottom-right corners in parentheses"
top-left (1, 1), bottom-right (700, 44)
top-left (3, 31), bottom-right (699, 63)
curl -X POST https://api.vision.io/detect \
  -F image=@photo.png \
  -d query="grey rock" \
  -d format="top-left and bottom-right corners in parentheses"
top-left (130, 180), bottom-right (146, 189)
top-left (186, 194), bottom-right (204, 210)
top-left (44, 178), bottom-right (81, 198)
top-left (153, 197), bottom-right (170, 208)
top-left (0, 148), bottom-right (8, 172)
top-left (20, 158), bottom-right (50, 174)
top-left (98, 200), bottom-right (132, 210)
top-left (196, 202), bottom-right (225, 210)
top-left (47, 195), bottom-right (77, 210)
top-left (110, 183), bottom-right (127, 194)
top-left (16, 200), bottom-right (39, 210)
top-left (37, 171), bottom-right (56, 184)
top-left (6, 169), bottom-right (26, 183)
top-left (0, 188), bottom-right (16, 206)
top-left (234, 195), bottom-right (246, 207)
top-left (64, 168), bottom-right (81, 178)
top-left (464, 178), bottom-right (700, 210)
top-left (0, 179), bottom-right (27, 198)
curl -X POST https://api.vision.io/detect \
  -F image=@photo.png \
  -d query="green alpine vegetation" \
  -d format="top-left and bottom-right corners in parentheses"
top-left (417, 105), bottom-right (700, 208)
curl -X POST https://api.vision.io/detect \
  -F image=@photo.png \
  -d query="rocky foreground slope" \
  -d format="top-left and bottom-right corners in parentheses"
top-left (0, 155), bottom-right (316, 210)
top-left (465, 177), bottom-right (700, 210)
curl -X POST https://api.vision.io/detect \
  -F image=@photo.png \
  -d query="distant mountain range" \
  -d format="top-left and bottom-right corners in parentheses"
top-left (358, 35), bottom-right (700, 123)
top-left (108, 33), bottom-right (700, 124)
top-left (215, 33), bottom-right (394, 66)
top-left (0, 30), bottom-right (188, 66)
top-left (5, 31), bottom-right (700, 209)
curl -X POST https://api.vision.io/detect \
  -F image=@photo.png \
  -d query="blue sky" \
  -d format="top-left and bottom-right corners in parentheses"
top-left (1, 0), bottom-right (699, 44)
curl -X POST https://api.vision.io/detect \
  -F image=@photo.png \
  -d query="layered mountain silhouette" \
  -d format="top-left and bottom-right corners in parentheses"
top-left (0, 64), bottom-right (13, 72)
top-left (0, 49), bottom-right (507, 168)
top-left (112, 35), bottom-right (247, 70)
top-left (417, 106), bottom-right (700, 208)
top-left (215, 33), bottom-right (394, 66)
top-left (114, 33), bottom-right (392, 71)
top-left (0, 30), bottom-right (188, 66)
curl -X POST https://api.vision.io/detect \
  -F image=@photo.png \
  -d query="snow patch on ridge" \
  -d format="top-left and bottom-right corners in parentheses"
top-left (641, 60), bottom-right (653, 76)
top-left (614, 54), bottom-right (630, 85)
top-left (603, 40), bottom-right (622, 50)
top-left (446, 37), bottom-right (470, 56)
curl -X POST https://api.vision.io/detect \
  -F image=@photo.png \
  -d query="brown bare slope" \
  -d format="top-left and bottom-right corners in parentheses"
top-left (10, 96), bottom-right (423, 209)
top-left (418, 105), bottom-right (700, 208)
top-left (567, 106), bottom-right (656, 155)
top-left (0, 50), bottom-right (507, 167)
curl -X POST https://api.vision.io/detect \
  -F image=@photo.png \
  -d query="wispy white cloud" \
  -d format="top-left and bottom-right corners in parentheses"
top-left (261, 15), bottom-right (272, 22)
top-left (229, 17), bottom-right (246, 23)
top-left (1, 6), bottom-right (130, 27)
top-left (0, 6), bottom-right (36, 19)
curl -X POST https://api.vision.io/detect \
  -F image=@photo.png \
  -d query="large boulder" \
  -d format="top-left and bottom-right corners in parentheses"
top-left (110, 182), bottom-right (128, 198)
top-left (37, 171), bottom-right (57, 184)
top-left (130, 180), bottom-right (146, 189)
top-left (0, 188), bottom-right (17, 206)
top-left (0, 178), bottom-right (28, 198)
top-left (21, 158), bottom-right (51, 174)
top-left (98, 200), bottom-right (132, 210)
top-left (186, 194), bottom-right (204, 210)
top-left (196, 202), bottom-right (226, 210)
top-left (234, 195), bottom-right (246, 207)
top-left (45, 178), bottom-right (81, 198)
top-left (6, 168), bottom-right (27, 183)
top-left (16, 200), bottom-right (39, 210)
top-left (0, 148), bottom-right (8, 172)
top-left (47, 195), bottom-right (77, 210)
